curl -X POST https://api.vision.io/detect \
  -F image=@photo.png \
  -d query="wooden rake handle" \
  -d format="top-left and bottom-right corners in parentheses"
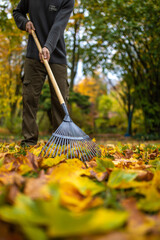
top-left (31, 30), bottom-right (65, 105)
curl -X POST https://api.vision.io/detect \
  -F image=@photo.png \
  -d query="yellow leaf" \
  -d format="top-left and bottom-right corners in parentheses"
top-left (0, 162), bottom-right (13, 172)
top-left (48, 159), bottom-right (88, 183)
top-left (60, 182), bottom-right (103, 212)
top-left (29, 146), bottom-right (43, 156)
top-left (48, 159), bottom-right (105, 196)
top-left (18, 164), bottom-right (33, 175)
top-left (40, 155), bottom-right (65, 168)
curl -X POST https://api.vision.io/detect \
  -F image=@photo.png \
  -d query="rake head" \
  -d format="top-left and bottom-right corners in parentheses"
top-left (39, 114), bottom-right (101, 163)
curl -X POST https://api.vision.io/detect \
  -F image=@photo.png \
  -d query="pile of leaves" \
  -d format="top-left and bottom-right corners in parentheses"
top-left (0, 141), bottom-right (160, 240)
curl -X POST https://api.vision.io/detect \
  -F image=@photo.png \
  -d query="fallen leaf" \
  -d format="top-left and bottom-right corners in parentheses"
top-left (60, 182), bottom-right (103, 212)
top-left (122, 198), bottom-right (155, 234)
top-left (108, 169), bottom-right (138, 189)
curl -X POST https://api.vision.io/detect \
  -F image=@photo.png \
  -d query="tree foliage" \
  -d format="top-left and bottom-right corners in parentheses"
top-left (65, 0), bottom-right (84, 91)
top-left (81, 0), bottom-right (160, 134)
top-left (0, 0), bottom-right (160, 136)
top-left (0, 0), bottom-right (26, 132)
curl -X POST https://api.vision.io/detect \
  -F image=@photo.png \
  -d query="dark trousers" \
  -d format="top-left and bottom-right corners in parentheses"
top-left (21, 58), bottom-right (69, 145)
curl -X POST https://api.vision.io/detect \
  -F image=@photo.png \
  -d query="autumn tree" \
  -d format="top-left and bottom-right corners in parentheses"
top-left (0, 0), bottom-right (26, 132)
top-left (75, 74), bottom-right (107, 132)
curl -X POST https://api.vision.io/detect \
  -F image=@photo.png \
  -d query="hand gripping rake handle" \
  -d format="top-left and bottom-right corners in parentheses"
top-left (31, 30), bottom-right (65, 106)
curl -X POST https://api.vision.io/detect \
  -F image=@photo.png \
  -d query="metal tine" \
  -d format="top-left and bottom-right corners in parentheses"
top-left (67, 139), bottom-right (71, 158)
top-left (76, 140), bottom-right (85, 162)
top-left (70, 140), bottom-right (72, 159)
top-left (72, 140), bottom-right (79, 159)
top-left (72, 141), bottom-right (76, 159)
top-left (89, 142), bottom-right (98, 158)
top-left (62, 137), bottom-right (67, 156)
top-left (40, 134), bottom-right (54, 157)
top-left (84, 140), bottom-right (94, 160)
top-left (79, 140), bottom-right (89, 162)
top-left (51, 136), bottom-right (62, 158)
top-left (89, 139), bottom-right (97, 152)
top-left (44, 135), bottom-right (57, 157)
top-left (60, 138), bottom-right (65, 156)
top-left (75, 141), bottom-right (80, 159)
top-left (56, 125), bottom-right (66, 157)
top-left (71, 141), bottom-right (75, 159)
top-left (76, 140), bottom-right (88, 163)
top-left (82, 140), bottom-right (95, 160)
top-left (55, 136), bottom-right (64, 157)
top-left (68, 139), bottom-right (70, 158)
top-left (85, 142), bottom-right (95, 159)
top-left (85, 147), bottom-right (94, 161)
top-left (66, 138), bottom-right (69, 159)
top-left (83, 145), bottom-right (93, 161)
top-left (72, 141), bottom-right (75, 159)
top-left (85, 140), bottom-right (97, 158)
top-left (77, 142), bottom-right (82, 159)
top-left (47, 135), bottom-right (58, 157)
top-left (75, 141), bottom-right (82, 159)
top-left (70, 124), bottom-right (76, 158)
top-left (48, 136), bottom-right (58, 157)
top-left (80, 140), bottom-right (90, 160)
top-left (78, 140), bottom-right (85, 155)
top-left (59, 125), bottom-right (67, 153)
top-left (67, 138), bottom-right (70, 154)
top-left (72, 124), bottom-right (79, 158)
top-left (77, 141), bottom-right (87, 167)
top-left (66, 138), bottom-right (69, 158)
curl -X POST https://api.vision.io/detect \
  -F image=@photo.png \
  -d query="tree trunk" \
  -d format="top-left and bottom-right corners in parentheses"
top-left (70, 20), bottom-right (80, 92)
top-left (125, 109), bottom-right (133, 137)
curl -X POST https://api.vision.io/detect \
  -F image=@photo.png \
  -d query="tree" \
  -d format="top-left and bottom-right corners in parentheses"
top-left (65, 0), bottom-right (84, 92)
top-left (81, 0), bottom-right (160, 135)
top-left (108, 75), bottom-right (136, 136)
top-left (75, 74), bottom-right (107, 132)
top-left (0, 0), bottom-right (26, 132)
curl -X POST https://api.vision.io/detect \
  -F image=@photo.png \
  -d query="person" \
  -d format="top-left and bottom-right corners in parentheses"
top-left (13, 0), bottom-right (74, 147)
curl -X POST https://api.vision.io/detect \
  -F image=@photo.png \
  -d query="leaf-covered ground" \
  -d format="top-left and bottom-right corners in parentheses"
top-left (0, 141), bottom-right (160, 240)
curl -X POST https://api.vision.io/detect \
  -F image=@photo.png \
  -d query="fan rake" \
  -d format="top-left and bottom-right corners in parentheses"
top-left (32, 31), bottom-right (101, 163)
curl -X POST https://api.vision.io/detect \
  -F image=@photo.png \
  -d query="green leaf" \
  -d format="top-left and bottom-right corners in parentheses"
top-left (47, 208), bottom-right (128, 237)
top-left (96, 158), bottom-right (115, 172)
top-left (0, 191), bottom-right (128, 238)
top-left (138, 187), bottom-right (160, 213)
top-left (72, 176), bottom-right (106, 196)
top-left (22, 226), bottom-right (47, 240)
top-left (108, 169), bottom-right (138, 188)
top-left (149, 158), bottom-right (160, 170)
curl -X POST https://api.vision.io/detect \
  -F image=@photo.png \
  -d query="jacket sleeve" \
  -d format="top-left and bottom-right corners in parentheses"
top-left (13, 0), bottom-right (29, 31)
top-left (44, 0), bottom-right (74, 54)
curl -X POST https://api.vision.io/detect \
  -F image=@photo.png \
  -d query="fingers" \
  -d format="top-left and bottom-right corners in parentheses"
top-left (26, 23), bottom-right (50, 63)
top-left (39, 47), bottom-right (50, 63)
top-left (42, 47), bottom-right (50, 60)
top-left (26, 21), bottom-right (35, 34)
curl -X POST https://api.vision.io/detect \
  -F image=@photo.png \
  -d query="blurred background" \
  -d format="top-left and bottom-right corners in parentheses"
top-left (0, 0), bottom-right (160, 143)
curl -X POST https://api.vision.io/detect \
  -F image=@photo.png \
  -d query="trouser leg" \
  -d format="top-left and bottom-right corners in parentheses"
top-left (21, 58), bottom-right (46, 145)
top-left (48, 64), bottom-right (69, 132)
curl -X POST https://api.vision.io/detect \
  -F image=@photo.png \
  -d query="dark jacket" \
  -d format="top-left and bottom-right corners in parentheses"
top-left (13, 0), bottom-right (74, 64)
